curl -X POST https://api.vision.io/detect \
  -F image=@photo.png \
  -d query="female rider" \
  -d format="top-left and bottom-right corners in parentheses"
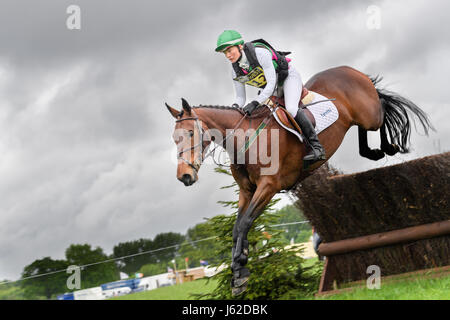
top-left (215, 30), bottom-right (325, 164)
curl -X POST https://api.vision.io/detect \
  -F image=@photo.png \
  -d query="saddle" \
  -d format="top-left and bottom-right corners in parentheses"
top-left (268, 87), bottom-right (316, 134)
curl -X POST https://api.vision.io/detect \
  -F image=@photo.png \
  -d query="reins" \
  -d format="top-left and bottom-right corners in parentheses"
top-left (203, 112), bottom-right (248, 167)
top-left (208, 80), bottom-right (281, 167)
top-left (176, 80), bottom-right (282, 170)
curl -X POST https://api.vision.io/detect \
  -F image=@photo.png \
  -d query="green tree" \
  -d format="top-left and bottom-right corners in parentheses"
top-left (65, 244), bottom-right (117, 289)
top-left (151, 232), bottom-right (185, 263)
top-left (0, 281), bottom-right (25, 300)
top-left (21, 257), bottom-right (69, 299)
top-left (178, 220), bottom-right (223, 268)
top-left (275, 204), bottom-right (312, 244)
top-left (197, 168), bottom-right (321, 300)
top-left (138, 263), bottom-right (167, 277)
top-left (112, 238), bottom-right (154, 275)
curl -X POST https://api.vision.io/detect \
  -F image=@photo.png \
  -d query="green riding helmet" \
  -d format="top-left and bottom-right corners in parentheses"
top-left (215, 30), bottom-right (244, 52)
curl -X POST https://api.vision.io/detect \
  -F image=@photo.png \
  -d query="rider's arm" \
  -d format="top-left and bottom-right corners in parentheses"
top-left (253, 47), bottom-right (277, 105)
top-left (232, 68), bottom-right (246, 107)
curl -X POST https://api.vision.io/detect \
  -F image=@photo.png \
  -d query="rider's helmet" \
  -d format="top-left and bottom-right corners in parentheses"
top-left (215, 30), bottom-right (244, 52)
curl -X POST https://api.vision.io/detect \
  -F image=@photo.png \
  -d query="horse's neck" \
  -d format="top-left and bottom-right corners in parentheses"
top-left (196, 107), bottom-right (244, 141)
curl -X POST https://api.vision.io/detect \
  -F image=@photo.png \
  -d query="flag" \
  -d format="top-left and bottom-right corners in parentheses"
top-left (119, 272), bottom-right (129, 280)
top-left (135, 273), bottom-right (143, 278)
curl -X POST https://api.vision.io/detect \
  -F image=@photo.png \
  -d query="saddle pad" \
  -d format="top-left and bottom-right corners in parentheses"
top-left (306, 92), bottom-right (339, 133)
top-left (271, 91), bottom-right (339, 143)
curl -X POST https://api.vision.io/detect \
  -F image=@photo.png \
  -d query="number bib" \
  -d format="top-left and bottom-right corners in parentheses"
top-left (233, 66), bottom-right (267, 88)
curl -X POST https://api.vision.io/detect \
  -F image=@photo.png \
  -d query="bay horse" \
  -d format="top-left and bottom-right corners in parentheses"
top-left (165, 66), bottom-right (433, 296)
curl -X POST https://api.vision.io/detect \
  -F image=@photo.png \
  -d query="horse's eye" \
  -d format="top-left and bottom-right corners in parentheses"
top-left (189, 130), bottom-right (194, 137)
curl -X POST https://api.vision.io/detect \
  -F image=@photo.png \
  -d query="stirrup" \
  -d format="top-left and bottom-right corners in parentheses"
top-left (303, 149), bottom-right (326, 161)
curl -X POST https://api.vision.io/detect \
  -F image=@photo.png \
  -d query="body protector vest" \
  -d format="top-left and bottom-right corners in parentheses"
top-left (232, 39), bottom-right (291, 89)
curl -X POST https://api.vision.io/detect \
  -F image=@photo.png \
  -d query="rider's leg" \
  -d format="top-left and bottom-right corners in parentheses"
top-left (283, 68), bottom-right (325, 162)
top-left (283, 68), bottom-right (303, 117)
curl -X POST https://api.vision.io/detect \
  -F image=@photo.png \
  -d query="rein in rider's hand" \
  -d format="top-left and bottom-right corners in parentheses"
top-left (243, 100), bottom-right (259, 115)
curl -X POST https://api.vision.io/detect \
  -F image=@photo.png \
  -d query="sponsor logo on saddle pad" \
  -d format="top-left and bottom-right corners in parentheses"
top-left (321, 109), bottom-right (332, 117)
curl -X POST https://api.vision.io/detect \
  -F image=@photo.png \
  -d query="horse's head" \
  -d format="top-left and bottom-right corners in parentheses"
top-left (166, 98), bottom-right (211, 186)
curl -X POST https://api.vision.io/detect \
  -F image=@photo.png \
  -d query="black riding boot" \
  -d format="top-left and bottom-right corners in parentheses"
top-left (294, 109), bottom-right (326, 163)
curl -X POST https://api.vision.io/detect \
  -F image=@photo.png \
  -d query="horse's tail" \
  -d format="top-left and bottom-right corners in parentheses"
top-left (370, 75), bottom-right (434, 153)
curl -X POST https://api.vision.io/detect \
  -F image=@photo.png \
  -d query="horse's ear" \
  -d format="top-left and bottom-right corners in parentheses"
top-left (165, 102), bottom-right (181, 119)
top-left (181, 98), bottom-right (191, 115)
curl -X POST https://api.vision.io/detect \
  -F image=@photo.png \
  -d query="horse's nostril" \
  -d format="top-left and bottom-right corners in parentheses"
top-left (181, 174), bottom-right (193, 186)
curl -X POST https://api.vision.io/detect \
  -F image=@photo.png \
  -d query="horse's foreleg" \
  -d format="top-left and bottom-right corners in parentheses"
top-left (230, 165), bottom-right (255, 269)
top-left (232, 189), bottom-right (252, 271)
top-left (231, 178), bottom-right (279, 294)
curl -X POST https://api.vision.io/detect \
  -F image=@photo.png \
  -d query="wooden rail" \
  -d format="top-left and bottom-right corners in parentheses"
top-left (318, 220), bottom-right (450, 256)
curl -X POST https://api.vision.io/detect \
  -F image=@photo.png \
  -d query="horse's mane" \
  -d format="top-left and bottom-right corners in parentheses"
top-left (193, 105), bottom-right (271, 119)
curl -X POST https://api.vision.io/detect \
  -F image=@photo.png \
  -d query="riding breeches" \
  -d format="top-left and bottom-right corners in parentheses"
top-left (282, 66), bottom-right (303, 117)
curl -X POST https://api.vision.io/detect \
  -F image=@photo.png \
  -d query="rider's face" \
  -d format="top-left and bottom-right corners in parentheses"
top-left (224, 45), bottom-right (242, 63)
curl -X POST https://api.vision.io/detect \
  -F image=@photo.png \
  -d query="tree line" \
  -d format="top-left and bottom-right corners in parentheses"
top-left (1, 169), bottom-right (312, 300)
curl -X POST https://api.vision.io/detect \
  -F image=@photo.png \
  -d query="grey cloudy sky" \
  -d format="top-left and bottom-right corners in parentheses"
top-left (0, 0), bottom-right (448, 281)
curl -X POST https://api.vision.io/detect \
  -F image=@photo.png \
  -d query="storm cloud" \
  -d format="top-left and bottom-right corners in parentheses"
top-left (0, 0), bottom-right (448, 280)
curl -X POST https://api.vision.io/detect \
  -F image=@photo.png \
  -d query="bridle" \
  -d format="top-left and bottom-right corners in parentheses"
top-left (175, 108), bottom-right (206, 174)
top-left (175, 108), bottom-right (248, 173)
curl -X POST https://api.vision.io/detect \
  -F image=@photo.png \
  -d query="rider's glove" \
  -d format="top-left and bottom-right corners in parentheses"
top-left (243, 100), bottom-right (259, 115)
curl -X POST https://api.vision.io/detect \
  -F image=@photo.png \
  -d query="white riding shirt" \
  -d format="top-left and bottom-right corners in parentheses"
top-left (232, 47), bottom-right (303, 117)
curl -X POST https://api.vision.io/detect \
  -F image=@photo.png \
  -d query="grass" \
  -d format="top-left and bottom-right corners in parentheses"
top-left (317, 274), bottom-right (450, 300)
top-left (110, 278), bottom-right (218, 300)
top-left (113, 258), bottom-right (322, 301)
top-left (111, 259), bottom-right (449, 300)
